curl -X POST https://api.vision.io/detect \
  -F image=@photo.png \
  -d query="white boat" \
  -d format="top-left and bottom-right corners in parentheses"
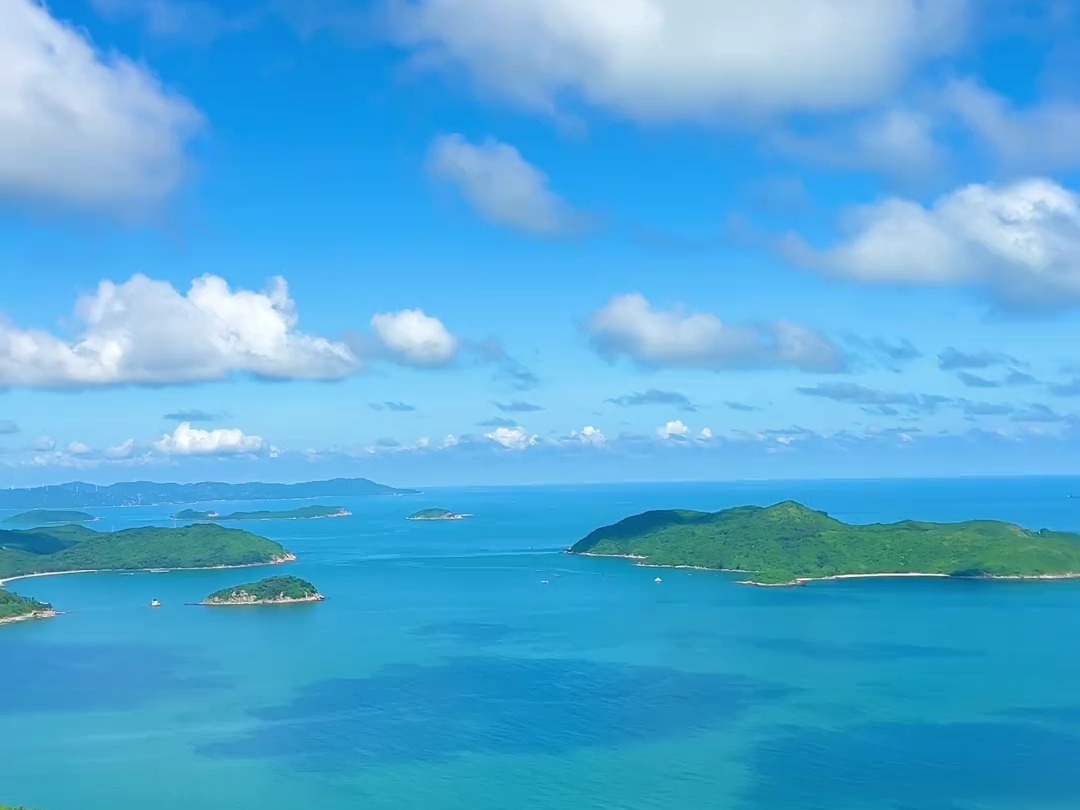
top-left (150, 599), bottom-right (161, 608)
top-left (654, 577), bottom-right (662, 583)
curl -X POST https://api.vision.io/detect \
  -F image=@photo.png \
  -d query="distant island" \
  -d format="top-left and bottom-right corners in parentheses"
top-left (201, 575), bottom-right (324, 606)
top-left (0, 477), bottom-right (418, 509)
top-left (407, 508), bottom-right (467, 521)
top-left (569, 501), bottom-right (1080, 586)
top-left (0, 523), bottom-right (293, 583)
top-left (0, 589), bottom-right (55, 626)
top-left (3, 510), bottom-right (96, 525)
top-left (173, 505), bottom-right (350, 521)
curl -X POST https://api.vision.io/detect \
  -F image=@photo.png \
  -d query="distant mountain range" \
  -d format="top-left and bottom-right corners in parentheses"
top-left (0, 478), bottom-right (418, 508)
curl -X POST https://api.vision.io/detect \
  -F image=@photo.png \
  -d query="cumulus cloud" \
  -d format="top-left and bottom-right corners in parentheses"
top-left (606, 389), bottom-right (697, 411)
top-left (0, 274), bottom-right (357, 389)
top-left (370, 308), bottom-right (459, 367)
top-left (790, 178), bottom-right (1080, 308)
top-left (104, 438), bottom-right (136, 460)
top-left (0, 420), bottom-right (18, 435)
top-left (428, 134), bottom-right (589, 236)
top-left (485, 425), bottom-right (538, 450)
top-left (656, 420), bottom-right (690, 440)
top-left (389, 0), bottom-right (964, 121)
top-left (66, 441), bottom-right (93, 456)
top-left (587, 293), bottom-right (846, 372)
top-left (564, 425), bottom-right (606, 446)
top-left (153, 422), bottom-right (264, 456)
top-left (2, 0), bottom-right (202, 213)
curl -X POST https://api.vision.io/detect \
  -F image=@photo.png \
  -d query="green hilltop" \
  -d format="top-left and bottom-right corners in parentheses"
top-left (0, 523), bottom-right (292, 582)
top-left (3, 510), bottom-right (96, 526)
top-left (203, 575), bottom-right (323, 605)
top-left (569, 501), bottom-right (1080, 586)
top-left (0, 590), bottom-right (53, 624)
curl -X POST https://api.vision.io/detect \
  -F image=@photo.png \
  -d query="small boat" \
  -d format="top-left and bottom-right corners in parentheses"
top-left (150, 599), bottom-right (161, 608)
top-left (654, 577), bottom-right (662, 583)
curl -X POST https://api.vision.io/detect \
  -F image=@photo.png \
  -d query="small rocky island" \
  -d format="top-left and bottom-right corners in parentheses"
top-left (202, 575), bottom-right (324, 606)
top-left (569, 501), bottom-right (1080, 586)
top-left (3, 509), bottom-right (96, 525)
top-left (407, 508), bottom-right (467, 521)
top-left (173, 505), bottom-right (350, 521)
top-left (0, 589), bottom-right (56, 626)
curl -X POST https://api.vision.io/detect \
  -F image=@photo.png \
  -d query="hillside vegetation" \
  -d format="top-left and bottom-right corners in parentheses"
top-left (569, 501), bottom-right (1080, 585)
top-left (0, 523), bottom-right (291, 581)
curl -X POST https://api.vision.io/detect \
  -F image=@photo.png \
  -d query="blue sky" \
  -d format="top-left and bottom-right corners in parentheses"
top-left (3, 0), bottom-right (1080, 487)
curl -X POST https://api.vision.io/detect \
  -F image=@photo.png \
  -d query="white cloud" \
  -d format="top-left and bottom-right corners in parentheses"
top-left (1, 0), bottom-right (202, 212)
top-left (485, 425), bottom-right (538, 450)
top-left (587, 293), bottom-right (846, 372)
top-left (428, 134), bottom-right (588, 235)
top-left (566, 425), bottom-right (606, 445)
top-left (34, 436), bottom-right (55, 452)
top-left (792, 177), bottom-right (1080, 308)
top-left (370, 308), bottom-right (459, 367)
top-left (104, 438), bottom-right (135, 460)
top-left (944, 79), bottom-right (1080, 172)
top-left (698, 427), bottom-right (713, 440)
top-left (0, 273), bottom-right (357, 388)
top-left (66, 441), bottom-right (93, 456)
top-left (153, 422), bottom-right (264, 456)
top-left (657, 420), bottom-right (689, 440)
top-left (390, 0), bottom-right (965, 121)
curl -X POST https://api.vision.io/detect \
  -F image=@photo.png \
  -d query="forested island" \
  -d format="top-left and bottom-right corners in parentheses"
top-left (0, 523), bottom-right (293, 582)
top-left (202, 575), bottom-right (324, 606)
top-left (0, 589), bottom-right (55, 625)
top-left (569, 501), bottom-right (1080, 586)
top-left (173, 505), bottom-right (350, 521)
top-left (0, 477), bottom-right (417, 509)
top-left (407, 508), bottom-right (467, 521)
top-left (3, 510), bottom-right (96, 525)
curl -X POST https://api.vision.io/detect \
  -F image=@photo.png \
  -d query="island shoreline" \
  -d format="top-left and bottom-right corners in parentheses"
top-left (0, 609), bottom-right (59, 626)
top-left (0, 553), bottom-right (296, 587)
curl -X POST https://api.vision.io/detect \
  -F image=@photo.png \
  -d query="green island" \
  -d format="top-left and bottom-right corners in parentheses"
top-left (202, 575), bottom-right (324, 606)
top-left (0, 589), bottom-right (55, 626)
top-left (3, 510), bottom-right (96, 525)
top-left (173, 505), bottom-right (350, 521)
top-left (0, 523), bottom-right (293, 582)
top-left (407, 508), bottom-right (467, 521)
top-left (568, 501), bottom-right (1080, 586)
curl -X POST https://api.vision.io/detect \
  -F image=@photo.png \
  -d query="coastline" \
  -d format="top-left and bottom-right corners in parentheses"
top-left (200, 593), bottom-right (325, 607)
top-left (572, 553), bottom-right (1080, 588)
top-left (0, 609), bottom-right (59, 626)
top-left (0, 553), bottom-right (296, 587)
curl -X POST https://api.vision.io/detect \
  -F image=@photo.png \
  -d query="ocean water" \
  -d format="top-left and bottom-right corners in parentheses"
top-left (2, 477), bottom-right (1080, 810)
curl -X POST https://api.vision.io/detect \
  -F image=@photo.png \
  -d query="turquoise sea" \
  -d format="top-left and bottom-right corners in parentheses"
top-left (3, 477), bottom-right (1080, 810)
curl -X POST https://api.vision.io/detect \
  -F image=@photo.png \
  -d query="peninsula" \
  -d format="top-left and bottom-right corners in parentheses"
top-left (0, 523), bottom-right (293, 583)
top-left (173, 505), bottom-right (350, 521)
top-left (407, 508), bottom-right (467, 521)
top-left (202, 575), bottom-right (324, 606)
top-left (0, 477), bottom-right (418, 509)
top-left (0, 589), bottom-right (55, 626)
top-left (568, 501), bottom-right (1080, 586)
top-left (3, 510), bottom-right (96, 525)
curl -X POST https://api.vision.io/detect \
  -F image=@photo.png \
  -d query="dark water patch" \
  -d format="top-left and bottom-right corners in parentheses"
top-left (201, 656), bottom-right (790, 770)
top-left (737, 636), bottom-right (978, 662)
top-left (742, 720), bottom-right (1080, 810)
top-left (0, 641), bottom-right (223, 715)
top-left (997, 705), bottom-right (1080, 724)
